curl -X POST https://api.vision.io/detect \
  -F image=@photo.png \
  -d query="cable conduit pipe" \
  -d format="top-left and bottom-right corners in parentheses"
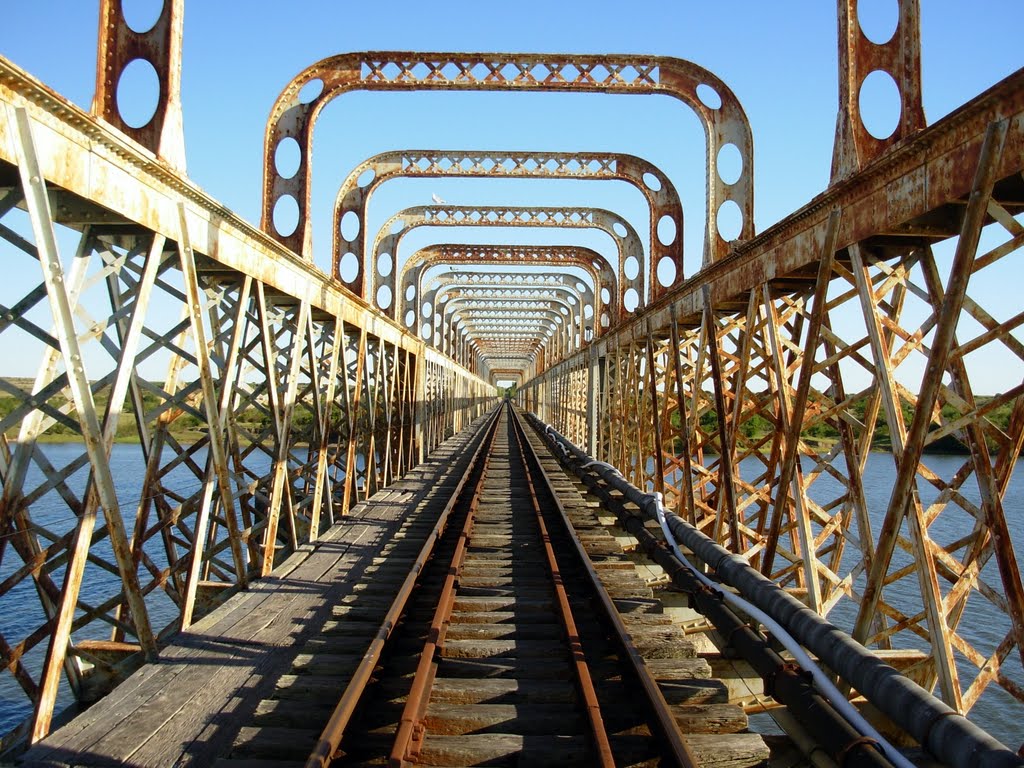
top-left (609, 491), bottom-right (893, 768)
top-left (527, 413), bottom-right (1022, 768)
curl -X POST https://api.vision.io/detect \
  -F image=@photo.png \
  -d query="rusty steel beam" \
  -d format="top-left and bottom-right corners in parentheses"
top-left (441, 292), bottom-right (585, 345)
top-left (0, 57), bottom-right (498, 747)
top-left (93, 0), bottom-right (186, 169)
top-left (611, 69), bottom-right (1024, 337)
top-left (263, 52), bottom-right (754, 264)
top-left (3, 0), bottom-right (1024, 751)
top-left (371, 204), bottom-right (644, 317)
top-left (422, 273), bottom-right (592, 367)
top-left (333, 149), bottom-right (684, 299)
top-left (832, 0), bottom-right (924, 180)
top-left (399, 244), bottom-right (618, 332)
top-left (520, 64), bottom-right (1024, 731)
top-left (424, 276), bottom-right (593, 345)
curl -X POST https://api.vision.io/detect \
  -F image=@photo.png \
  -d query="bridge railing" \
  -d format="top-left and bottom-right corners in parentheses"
top-left (520, 88), bottom-right (1024, 738)
top-left (0, 59), bottom-right (496, 747)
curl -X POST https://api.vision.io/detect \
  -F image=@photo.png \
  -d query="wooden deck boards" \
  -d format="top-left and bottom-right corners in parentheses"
top-left (19, 422), bottom-right (487, 767)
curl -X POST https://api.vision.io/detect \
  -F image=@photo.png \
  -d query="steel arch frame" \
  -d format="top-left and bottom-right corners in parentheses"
top-left (422, 274), bottom-right (593, 341)
top-left (371, 204), bottom-right (643, 317)
top-left (418, 272), bottom-right (593, 346)
top-left (262, 52), bottom-right (754, 266)
top-left (399, 244), bottom-right (618, 332)
top-left (431, 284), bottom-right (589, 351)
top-left (441, 296), bottom-right (581, 364)
top-left (332, 149), bottom-right (684, 299)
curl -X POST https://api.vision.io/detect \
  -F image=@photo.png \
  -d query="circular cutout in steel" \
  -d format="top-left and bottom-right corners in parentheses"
top-left (122, 0), bottom-right (164, 33)
top-left (642, 172), bottom-right (662, 192)
top-left (274, 137), bottom-right (301, 180)
top-left (339, 251), bottom-right (360, 283)
top-left (717, 143), bottom-right (743, 186)
top-left (657, 256), bottom-right (677, 287)
top-left (858, 0), bottom-right (899, 44)
top-left (696, 83), bottom-right (722, 110)
top-left (859, 69), bottom-right (902, 140)
top-left (298, 78), bottom-right (324, 104)
top-left (378, 252), bottom-right (393, 277)
top-left (657, 214), bottom-right (677, 247)
top-left (116, 58), bottom-right (160, 128)
top-left (716, 200), bottom-right (743, 242)
top-left (376, 285), bottom-right (393, 309)
top-left (273, 194), bottom-right (300, 238)
top-left (357, 168), bottom-right (376, 188)
top-left (624, 288), bottom-right (640, 312)
top-left (340, 210), bottom-right (360, 241)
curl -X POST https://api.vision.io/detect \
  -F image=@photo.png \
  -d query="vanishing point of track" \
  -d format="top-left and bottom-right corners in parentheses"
top-left (310, 401), bottom-right (694, 766)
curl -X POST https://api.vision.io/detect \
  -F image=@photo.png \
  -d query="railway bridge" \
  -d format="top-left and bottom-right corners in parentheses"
top-left (1, 1), bottom-right (1023, 765)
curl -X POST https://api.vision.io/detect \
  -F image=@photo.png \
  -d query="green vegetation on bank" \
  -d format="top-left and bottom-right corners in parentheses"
top-left (0, 378), bottom-right (1012, 454)
top-left (676, 395), bottom-right (1013, 455)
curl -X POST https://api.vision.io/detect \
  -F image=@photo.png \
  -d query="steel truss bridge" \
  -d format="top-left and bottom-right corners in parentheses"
top-left (0, 0), bottom-right (1023, 759)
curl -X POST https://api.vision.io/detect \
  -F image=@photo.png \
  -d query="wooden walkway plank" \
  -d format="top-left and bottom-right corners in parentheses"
top-left (18, 419), bottom-right (491, 767)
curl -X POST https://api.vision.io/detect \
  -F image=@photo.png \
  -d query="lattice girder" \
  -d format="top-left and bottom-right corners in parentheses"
top-left (0, 99), bottom-right (497, 745)
top-left (519, 134), bottom-right (1024, 721)
top-left (264, 52), bottom-right (754, 264)
top-left (400, 244), bottom-right (617, 333)
top-left (374, 205), bottom-right (643, 318)
top-left (333, 149), bottom-right (684, 300)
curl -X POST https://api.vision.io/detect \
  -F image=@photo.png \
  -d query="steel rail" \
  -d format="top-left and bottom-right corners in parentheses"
top-left (389, 417), bottom-right (496, 765)
top-left (305, 405), bottom-right (504, 768)
top-left (507, 404), bottom-right (616, 768)
top-left (509, 404), bottom-right (699, 768)
top-left (527, 412), bottom-right (1024, 768)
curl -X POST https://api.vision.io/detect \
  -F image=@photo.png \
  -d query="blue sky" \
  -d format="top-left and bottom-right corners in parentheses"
top-left (1, 1), bottom-right (1022, 384)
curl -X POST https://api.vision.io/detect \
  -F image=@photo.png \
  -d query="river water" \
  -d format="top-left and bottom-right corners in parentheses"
top-left (1, 444), bottom-right (1021, 749)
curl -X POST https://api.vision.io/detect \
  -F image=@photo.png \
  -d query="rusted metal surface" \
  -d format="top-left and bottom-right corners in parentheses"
top-left (306, 407), bottom-right (502, 768)
top-left (402, 244), bottom-right (617, 334)
top-left (0, 61), bottom-right (497, 748)
top-left (2, 0), bottom-right (1024, 754)
top-left (523, 68), bottom-right (1024, 735)
top-left (263, 52), bottom-right (753, 264)
top-left (832, 0), bottom-right (924, 180)
top-left (387, 415), bottom-right (494, 767)
top-left (424, 277), bottom-right (592, 365)
top-left (508, 410), bottom-right (616, 767)
top-left (307, 403), bottom-right (703, 766)
top-left (397, 244), bottom-right (616, 377)
top-left (93, 0), bottom-right (186, 169)
top-left (370, 205), bottom-right (644, 317)
top-left (334, 149), bottom-right (683, 299)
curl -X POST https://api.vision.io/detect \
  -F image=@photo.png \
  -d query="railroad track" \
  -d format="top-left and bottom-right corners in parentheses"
top-left (226, 402), bottom-right (768, 767)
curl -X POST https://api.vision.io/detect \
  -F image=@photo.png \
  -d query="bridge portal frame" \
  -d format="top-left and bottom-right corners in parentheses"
top-left (371, 204), bottom-right (643, 318)
top-left (520, 75), bottom-right (1024, 719)
top-left (400, 244), bottom-right (617, 335)
top-left (0, 61), bottom-right (497, 746)
top-left (332, 149), bottom-right (684, 301)
top-left (261, 51), bottom-right (754, 276)
top-left (431, 284), bottom-right (588, 359)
